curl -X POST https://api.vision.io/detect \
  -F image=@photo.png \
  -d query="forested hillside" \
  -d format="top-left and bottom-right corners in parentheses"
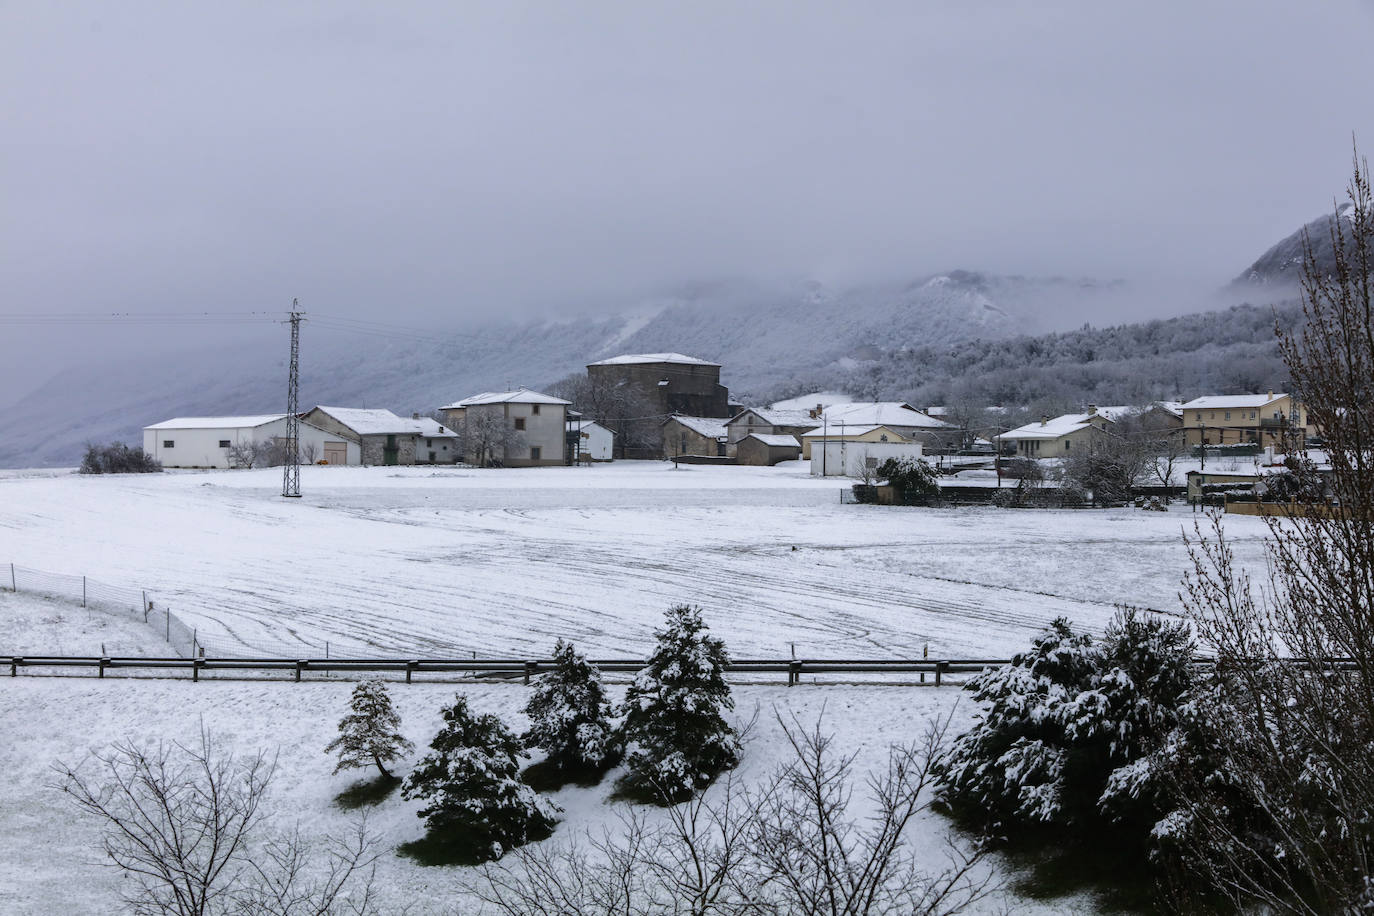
top-left (767, 300), bottom-right (1302, 412)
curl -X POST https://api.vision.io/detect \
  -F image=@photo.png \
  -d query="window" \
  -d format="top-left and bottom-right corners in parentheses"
top-left (530, 446), bottom-right (542, 461)
top-left (865, 456), bottom-right (878, 469)
top-left (1249, 411), bottom-right (1256, 419)
top-left (1224, 411), bottom-right (1231, 421)
top-left (1064, 439), bottom-right (1071, 450)
top-left (219, 440), bottom-right (231, 448)
top-left (163, 440), bottom-right (175, 448)
top-left (514, 417), bottom-right (526, 431)
top-left (532, 404), bottom-right (540, 415)
top-left (426, 439), bottom-right (433, 447)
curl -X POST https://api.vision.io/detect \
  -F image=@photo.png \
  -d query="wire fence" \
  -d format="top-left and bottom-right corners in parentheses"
top-left (3, 562), bottom-right (203, 657)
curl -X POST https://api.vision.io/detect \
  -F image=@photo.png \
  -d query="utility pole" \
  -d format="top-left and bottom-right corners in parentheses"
top-left (282, 302), bottom-right (304, 498)
top-left (1197, 416), bottom-right (1205, 471)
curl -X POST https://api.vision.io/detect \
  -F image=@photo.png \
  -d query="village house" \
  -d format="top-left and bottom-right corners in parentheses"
top-left (301, 406), bottom-right (459, 466)
top-left (1179, 392), bottom-right (1312, 448)
top-left (799, 423), bottom-right (911, 461)
top-left (723, 408), bottom-right (819, 456)
top-left (566, 416), bottom-right (616, 463)
top-left (735, 433), bottom-right (803, 466)
top-left (804, 432), bottom-right (925, 477)
top-left (997, 406), bottom-right (1122, 459)
top-left (439, 389), bottom-right (570, 467)
top-left (142, 415), bottom-right (360, 469)
top-left (662, 415), bottom-right (728, 458)
top-left (807, 402), bottom-right (952, 455)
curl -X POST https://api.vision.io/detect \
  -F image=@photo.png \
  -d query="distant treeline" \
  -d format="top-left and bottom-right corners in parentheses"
top-left (768, 300), bottom-right (1302, 414)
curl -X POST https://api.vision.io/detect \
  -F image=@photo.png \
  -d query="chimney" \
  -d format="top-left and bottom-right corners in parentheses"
top-left (1267, 390), bottom-right (1274, 399)
top-left (1040, 415), bottom-right (1049, 426)
top-left (412, 412), bottom-right (421, 419)
top-left (1086, 404), bottom-right (1096, 415)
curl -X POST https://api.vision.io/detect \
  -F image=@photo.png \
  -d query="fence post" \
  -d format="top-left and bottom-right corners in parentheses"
top-left (406, 660), bottom-right (417, 684)
top-left (10, 657), bottom-right (18, 677)
top-left (82, 576), bottom-right (87, 607)
top-left (192, 629), bottom-right (198, 657)
top-left (9, 563), bottom-right (15, 592)
top-left (98, 657), bottom-right (107, 679)
top-left (524, 661), bottom-right (536, 685)
top-left (788, 659), bottom-right (802, 686)
top-left (166, 610), bottom-right (170, 641)
top-left (935, 660), bottom-right (947, 687)
top-left (143, 591), bottom-right (148, 621)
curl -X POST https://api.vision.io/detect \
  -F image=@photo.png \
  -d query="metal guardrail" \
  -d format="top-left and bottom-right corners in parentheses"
top-left (6, 655), bottom-right (1358, 685)
top-left (5, 655), bottom-right (1009, 686)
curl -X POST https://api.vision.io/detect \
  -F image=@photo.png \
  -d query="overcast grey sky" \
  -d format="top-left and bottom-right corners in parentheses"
top-left (3, 1), bottom-right (1373, 398)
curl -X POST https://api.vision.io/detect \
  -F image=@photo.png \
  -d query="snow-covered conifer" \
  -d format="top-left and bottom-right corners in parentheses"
top-left (619, 604), bottom-right (740, 803)
top-left (325, 678), bottom-right (414, 780)
top-left (402, 695), bottom-right (559, 862)
top-left (523, 639), bottom-right (614, 773)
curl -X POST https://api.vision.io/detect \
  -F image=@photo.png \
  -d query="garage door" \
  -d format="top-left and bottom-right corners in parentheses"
top-left (323, 442), bottom-right (348, 465)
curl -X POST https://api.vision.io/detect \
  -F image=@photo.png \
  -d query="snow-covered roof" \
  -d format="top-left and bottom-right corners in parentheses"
top-left (412, 417), bottom-right (459, 439)
top-left (443, 389), bottom-right (571, 408)
top-left (800, 424), bottom-right (910, 441)
top-left (819, 402), bottom-right (949, 429)
top-left (144, 415), bottom-right (284, 431)
top-left (588, 353), bottom-right (719, 367)
top-left (1154, 401), bottom-right (1185, 417)
top-left (746, 433), bottom-right (803, 448)
top-left (1001, 412), bottom-right (1107, 440)
top-left (770, 391), bottom-right (853, 411)
top-left (1181, 393), bottom-right (1286, 410)
top-left (312, 407), bottom-right (427, 436)
top-left (726, 408), bottom-right (819, 429)
top-left (566, 419), bottom-right (615, 436)
top-left (665, 415), bottom-right (728, 439)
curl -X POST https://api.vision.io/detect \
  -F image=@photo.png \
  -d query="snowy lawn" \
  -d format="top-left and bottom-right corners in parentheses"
top-left (0, 676), bottom-right (1096, 915)
top-left (0, 461), bottom-right (1273, 659)
top-left (0, 590), bottom-right (162, 656)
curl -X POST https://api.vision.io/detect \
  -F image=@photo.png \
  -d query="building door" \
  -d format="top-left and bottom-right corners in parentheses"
top-left (383, 435), bottom-right (399, 465)
top-left (323, 442), bottom-right (347, 465)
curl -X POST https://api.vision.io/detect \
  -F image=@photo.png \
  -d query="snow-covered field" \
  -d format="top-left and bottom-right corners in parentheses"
top-left (0, 461), bottom-right (1273, 660)
top-left (0, 460), bottom-right (1278, 913)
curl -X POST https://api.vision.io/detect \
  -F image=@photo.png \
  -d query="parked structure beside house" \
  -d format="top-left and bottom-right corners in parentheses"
top-left (662, 415), bottom-right (728, 458)
top-left (1180, 392), bottom-right (1312, 448)
top-left (1186, 469), bottom-right (1263, 503)
top-left (142, 415), bottom-right (359, 468)
top-left (302, 406), bottom-right (458, 466)
top-left (439, 388), bottom-right (570, 467)
top-left (566, 417), bottom-right (615, 463)
top-left (809, 438), bottom-right (925, 478)
top-left (736, 433), bottom-right (803, 466)
top-left (724, 408), bottom-right (819, 456)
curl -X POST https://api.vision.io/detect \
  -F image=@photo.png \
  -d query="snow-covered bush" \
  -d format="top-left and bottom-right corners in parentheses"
top-left (877, 456), bottom-right (939, 501)
top-left (619, 605), bottom-right (741, 803)
top-left (523, 639), bottom-right (615, 776)
top-left (80, 441), bottom-right (161, 474)
top-left (402, 696), bottom-right (559, 863)
top-left (325, 678), bottom-right (414, 781)
top-left (937, 611), bottom-right (1196, 858)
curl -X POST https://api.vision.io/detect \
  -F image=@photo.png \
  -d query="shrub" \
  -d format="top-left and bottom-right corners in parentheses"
top-left (937, 611), bottom-right (1197, 871)
top-left (402, 696), bottom-right (558, 863)
top-left (619, 605), bottom-right (740, 803)
top-left (877, 456), bottom-right (939, 502)
top-left (523, 640), bottom-right (615, 778)
top-left (80, 442), bottom-right (162, 474)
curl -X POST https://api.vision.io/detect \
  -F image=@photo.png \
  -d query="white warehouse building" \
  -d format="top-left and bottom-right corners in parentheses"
top-left (142, 415), bottom-right (361, 469)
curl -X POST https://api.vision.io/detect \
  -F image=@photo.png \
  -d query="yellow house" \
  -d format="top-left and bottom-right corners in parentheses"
top-left (798, 424), bottom-right (910, 459)
top-left (1180, 392), bottom-right (1312, 448)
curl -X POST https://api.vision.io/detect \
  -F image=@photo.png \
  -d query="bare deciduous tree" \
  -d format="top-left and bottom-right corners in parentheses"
top-left (475, 712), bottom-right (995, 916)
top-left (53, 730), bottom-right (381, 916)
top-left (226, 440), bottom-right (276, 470)
top-left (1175, 145), bottom-right (1374, 913)
top-left (460, 405), bottom-right (526, 467)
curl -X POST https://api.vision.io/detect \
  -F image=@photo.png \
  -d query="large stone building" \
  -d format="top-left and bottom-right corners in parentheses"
top-left (584, 353), bottom-right (732, 459)
top-left (302, 406), bottom-right (459, 466)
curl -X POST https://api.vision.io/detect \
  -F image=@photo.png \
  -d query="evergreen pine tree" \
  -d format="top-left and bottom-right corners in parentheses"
top-left (620, 604), bottom-right (740, 803)
top-left (325, 678), bottom-right (414, 780)
top-left (401, 695), bottom-right (559, 863)
top-left (523, 639), bottom-right (615, 774)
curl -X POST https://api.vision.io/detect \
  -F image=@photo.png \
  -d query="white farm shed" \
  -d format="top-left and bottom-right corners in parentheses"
top-left (142, 416), bottom-right (361, 469)
top-left (567, 419), bottom-right (615, 462)
top-left (810, 439), bottom-right (924, 478)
